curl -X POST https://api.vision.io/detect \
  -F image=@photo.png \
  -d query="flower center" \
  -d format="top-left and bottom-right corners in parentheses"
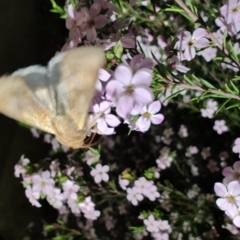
top-left (226, 195), bottom-right (236, 203)
top-left (125, 84), bottom-right (134, 94)
top-left (88, 19), bottom-right (95, 27)
top-left (143, 112), bottom-right (152, 119)
top-left (233, 171), bottom-right (240, 179)
top-left (231, 5), bottom-right (239, 13)
top-left (188, 38), bottom-right (196, 46)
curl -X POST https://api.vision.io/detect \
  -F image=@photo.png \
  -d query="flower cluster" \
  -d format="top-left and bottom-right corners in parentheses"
top-left (15, 155), bottom-right (101, 220)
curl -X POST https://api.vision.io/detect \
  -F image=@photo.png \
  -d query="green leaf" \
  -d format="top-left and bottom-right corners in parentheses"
top-left (225, 83), bottom-right (235, 94)
top-left (113, 41), bottom-right (123, 59)
top-left (227, 40), bottom-right (239, 64)
top-left (199, 79), bottom-right (216, 89)
top-left (230, 80), bottom-right (239, 94)
top-left (226, 103), bottom-right (240, 110)
top-left (232, 76), bottom-right (240, 81)
top-left (216, 98), bottom-right (231, 114)
top-left (191, 74), bottom-right (201, 83)
top-left (184, 75), bottom-right (194, 85)
top-left (164, 89), bottom-right (186, 102)
top-left (164, 7), bottom-right (185, 13)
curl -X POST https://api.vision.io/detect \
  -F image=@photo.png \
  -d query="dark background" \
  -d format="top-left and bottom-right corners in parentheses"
top-left (0, 0), bottom-right (66, 239)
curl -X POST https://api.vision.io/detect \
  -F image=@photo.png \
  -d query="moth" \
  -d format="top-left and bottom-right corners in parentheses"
top-left (0, 46), bottom-right (106, 149)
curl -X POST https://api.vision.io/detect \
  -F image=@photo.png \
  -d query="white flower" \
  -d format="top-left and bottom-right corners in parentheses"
top-left (79, 196), bottom-right (95, 213)
top-left (47, 188), bottom-right (64, 209)
top-left (178, 124), bottom-right (188, 138)
top-left (62, 180), bottom-right (80, 200)
top-left (31, 171), bottom-right (55, 196)
top-left (233, 138), bottom-right (240, 157)
top-left (143, 215), bottom-right (159, 233)
top-left (145, 185), bottom-right (160, 201)
top-left (68, 198), bottom-right (81, 215)
top-left (134, 177), bottom-right (153, 196)
top-left (185, 146), bottom-right (198, 157)
top-left (84, 209), bottom-right (101, 220)
top-left (83, 150), bottom-right (100, 166)
top-left (90, 164), bottom-right (110, 183)
top-left (118, 175), bottom-right (129, 190)
top-left (213, 120), bottom-right (228, 134)
top-left (158, 219), bottom-right (172, 232)
top-left (25, 186), bottom-right (41, 207)
top-left (127, 187), bottom-right (144, 206)
top-left (14, 155), bottom-right (30, 178)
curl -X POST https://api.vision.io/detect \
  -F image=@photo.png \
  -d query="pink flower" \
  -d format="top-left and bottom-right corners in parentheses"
top-left (216, 16), bottom-right (240, 36)
top-left (198, 47), bottom-right (217, 62)
top-left (92, 101), bottom-right (120, 135)
top-left (220, 0), bottom-right (240, 24)
top-left (124, 54), bottom-right (155, 72)
top-left (233, 138), bottom-right (240, 157)
top-left (96, 68), bottom-right (111, 92)
top-left (223, 161), bottom-right (240, 184)
top-left (14, 155), bottom-right (30, 178)
top-left (174, 28), bottom-right (209, 61)
top-left (66, 5), bottom-right (85, 41)
top-left (81, 3), bottom-right (108, 42)
top-left (231, 206), bottom-right (240, 227)
top-left (135, 101), bottom-right (164, 132)
top-left (168, 56), bottom-right (190, 75)
top-left (106, 64), bottom-right (153, 118)
top-left (214, 181), bottom-right (240, 216)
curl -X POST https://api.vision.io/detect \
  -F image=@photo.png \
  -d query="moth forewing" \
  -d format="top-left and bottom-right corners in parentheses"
top-left (0, 71), bottom-right (55, 134)
top-left (48, 47), bottom-right (105, 128)
top-left (0, 46), bottom-right (106, 149)
top-left (56, 47), bottom-right (106, 130)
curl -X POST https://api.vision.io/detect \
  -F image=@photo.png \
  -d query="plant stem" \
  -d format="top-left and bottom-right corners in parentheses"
top-left (176, 83), bottom-right (240, 101)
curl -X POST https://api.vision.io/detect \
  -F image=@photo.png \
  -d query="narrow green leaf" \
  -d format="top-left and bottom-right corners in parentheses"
top-left (200, 79), bottom-right (216, 89)
top-left (227, 40), bottom-right (239, 64)
top-left (191, 74), bottom-right (201, 83)
top-left (216, 98), bottom-right (231, 114)
top-left (226, 103), bottom-right (240, 110)
top-left (164, 89), bottom-right (186, 102)
top-left (232, 76), bottom-right (240, 81)
top-left (225, 83), bottom-right (235, 94)
top-left (230, 80), bottom-right (239, 94)
top-left (184, 75), bottom-right (194, 85)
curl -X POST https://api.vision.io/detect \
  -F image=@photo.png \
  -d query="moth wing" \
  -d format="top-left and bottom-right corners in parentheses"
top-left (47, 47), bottom-right (106, 130)
top-left (0, 66), bottom-right (55, 133)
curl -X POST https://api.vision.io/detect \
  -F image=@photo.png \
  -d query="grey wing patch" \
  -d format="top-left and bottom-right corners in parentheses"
top-left (12, 65), bottom-right (55, 112)
top-left (47, 52), bottom-right (68, 116)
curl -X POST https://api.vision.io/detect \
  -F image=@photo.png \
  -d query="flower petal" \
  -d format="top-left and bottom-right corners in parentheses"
top-left (94, 15), bottom-right (108, 29)
top-left (214, 182), bottom-right (228, 197)
top-left (132, 69), bottom-right (152, 86)
top-left (114, 64), bottom-right (133, 84)
top-left (228, 181), bottom-right (240, 196)
top-left (148, 101), bottom-right (161, 114)
top-left (133, 86), bottom-right (153, 104)
top-left (116, 95), bottom-right (134, 118)
top-left (151, 114), bottom-right (164, 125)
top-left (105, 80), bottom-right (124, 100)
top-left (192, 28), bottom-right (207, 39)
top-left (105, 114), bottom-right (121, 127)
